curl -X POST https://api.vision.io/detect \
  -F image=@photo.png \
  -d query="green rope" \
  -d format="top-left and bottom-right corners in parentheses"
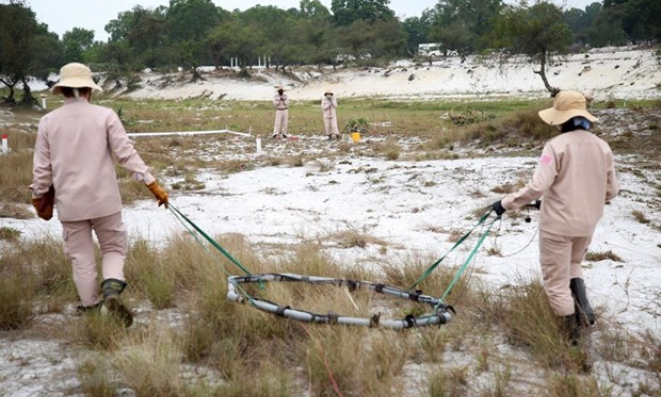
top-left (409, 210), bottom-right (493, 291)
top-left (169, 204), bottom-right (253, 277)
top-left (435, 216), bottom-right (498, 309)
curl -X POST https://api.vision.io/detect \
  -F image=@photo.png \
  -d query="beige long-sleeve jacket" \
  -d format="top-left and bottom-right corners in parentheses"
top-left (273, 94), bottom-right (289, 110)
top-left (30, 97), bottom-right (155, 221)
top-left (502, 129), bottom-right (619, 236)
top-left (321, 97), bottom-right (338, 118)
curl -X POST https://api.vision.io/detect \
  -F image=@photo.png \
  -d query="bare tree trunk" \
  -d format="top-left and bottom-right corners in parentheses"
top-left (0, 77), bottom-right (18, 104)
top-left (533, 49), bottom-right (560, 97)
top-left (20, 76), bottom-right (38, 106)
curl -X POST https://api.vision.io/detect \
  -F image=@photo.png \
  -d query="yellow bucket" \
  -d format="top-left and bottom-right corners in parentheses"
top-left (351, 132), bottom-right (361, 142)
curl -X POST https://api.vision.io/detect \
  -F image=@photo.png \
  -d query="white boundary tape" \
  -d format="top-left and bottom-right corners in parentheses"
top-left (127, 128), bottom-right (251, 138)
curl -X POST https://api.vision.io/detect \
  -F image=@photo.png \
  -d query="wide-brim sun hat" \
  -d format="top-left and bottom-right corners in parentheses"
top-left (324, 90), bottom-right (333, 95)
top-left (51, 62), bottom-right (103, 95)
top-left (538, 90), bottom-right (598, 125)
top-left (275, 85), bottom-right (286, 91)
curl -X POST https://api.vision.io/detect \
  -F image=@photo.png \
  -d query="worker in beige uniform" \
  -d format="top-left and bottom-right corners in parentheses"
top-left (272, 85), bottom-right (289, 139)
top-left (30, 63), bottom-right (169, 327)
top-left (492, 90), bottom-right (619, 345)
top-left (321, 90), bottom-right (340, 140)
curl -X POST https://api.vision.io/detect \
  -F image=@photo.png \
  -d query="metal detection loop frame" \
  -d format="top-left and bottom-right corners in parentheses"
top-left (227, 273), bottom-right (453, 330)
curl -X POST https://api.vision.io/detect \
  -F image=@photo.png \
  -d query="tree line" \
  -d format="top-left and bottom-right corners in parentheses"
top-left (1, 0), bottom-right (659, 104)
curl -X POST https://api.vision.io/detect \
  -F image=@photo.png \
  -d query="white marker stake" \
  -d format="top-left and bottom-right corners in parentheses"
top-left (1, 134), bottom-right (8, 154)
top-left (256, 137), bottom-right (262, 155)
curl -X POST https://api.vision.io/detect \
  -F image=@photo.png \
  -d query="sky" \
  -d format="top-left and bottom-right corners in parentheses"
top-left (26, 0), bottom-right (599, 42)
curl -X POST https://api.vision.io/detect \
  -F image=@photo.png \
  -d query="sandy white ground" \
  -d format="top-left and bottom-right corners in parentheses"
top-left (2, 142), bottom-right (660, 396)
top-left (121, 48), bottom-right (661, 102)
top-left (6, 147), bottom-right (659, 334)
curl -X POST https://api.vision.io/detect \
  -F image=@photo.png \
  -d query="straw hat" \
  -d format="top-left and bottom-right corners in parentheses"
top-left (538, 90), bottom-right (597, 125)
top-left (275, 85), bottom-right (286, 91)
top-left (51, 63), bottom-right (103, 95)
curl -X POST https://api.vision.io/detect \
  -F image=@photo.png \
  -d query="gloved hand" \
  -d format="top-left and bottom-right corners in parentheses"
top-left (492, 200), bottom-right (506, 216)
top-left (32, 185), bottom-right (55, 220)
top-left (146, 181), bottom-right (168, 209)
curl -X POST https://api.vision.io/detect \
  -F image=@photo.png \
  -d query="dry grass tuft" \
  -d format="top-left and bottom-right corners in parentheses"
top-left (487, 281), bottom-right (585, 370)
top-left (0, 129), bottom-right (36, 204)
top-left (74, 311), bottom-right (127, 351)
top-left (0, 226), bottom-right (21, 241)
top-left (333, 229), bottom-right (389, 249)
top-left (462, 109), bottom-right (555, 148)
top-left (112, 331), bottom-right (188, 397)
top-left (0, 263), bottom-right (36, 330)
top-left (76, 357), bottom-right (117, 397)
top-left (585, 250), bottom-right (623, 262)
top-left (0, 202), bottom-right (34, 219)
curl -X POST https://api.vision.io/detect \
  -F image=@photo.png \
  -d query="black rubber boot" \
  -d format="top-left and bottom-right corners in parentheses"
top-left (570, 278), bottom-right (596, 327)
top-left (101, 278), bottom-right (133, 328)
top-left (76, 302), bottom-right (102, 315)
top-left (564, 314), bottom-right (581, 346)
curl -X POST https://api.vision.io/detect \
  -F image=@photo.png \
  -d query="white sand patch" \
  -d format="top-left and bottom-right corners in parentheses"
top-left (118, 49), bottom-right (661, 102)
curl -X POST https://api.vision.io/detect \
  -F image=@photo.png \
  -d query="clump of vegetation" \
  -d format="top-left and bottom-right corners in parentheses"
top-left (448, 109), bottom-right (496, 126)
top-left (0, 226), bottom-right (21, 241)
top-left (344, 117), bottom-right (370, 134)
top-left (463, 109), bottom-right (556, 147)
top-left (487, 281), bottom-right (588, 370)
top-left (585, 250), bottom-right (623, 262)
top-left (632, 209), bottom-right (650, 224)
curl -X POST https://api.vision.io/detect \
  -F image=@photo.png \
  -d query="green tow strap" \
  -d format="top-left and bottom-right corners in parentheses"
top-left (168, 204), bottom-right (253, 277)
top-left (435, 215), bottom-right (498, 309)
top-left (409, 210), bottom-right (493, 291)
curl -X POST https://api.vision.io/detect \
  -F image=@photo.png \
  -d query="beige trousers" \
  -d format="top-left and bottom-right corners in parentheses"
top-left (324, 117), bottom-right (339, 136)
top-left (273, 109), bottom-right (289, 135)
top-left (61, 211), bottom-right (128, 306)
top-left (539, 230), bottom-right (592, 316)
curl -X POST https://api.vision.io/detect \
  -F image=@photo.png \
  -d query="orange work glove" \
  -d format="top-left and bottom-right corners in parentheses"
top-left (32, 185), bottom-right (55, 220)
top-left (146, 181), bottom-right (168, 209)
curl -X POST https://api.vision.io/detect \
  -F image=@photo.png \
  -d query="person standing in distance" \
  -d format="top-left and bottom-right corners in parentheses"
top-left (272, 85), bottom-right (289, 139)
top-left (492, 90), bottom-right (618, 345)
top-left (321, 90), bottom-right (340, 141)
top-left (30, 62), bottom-right (169, 327)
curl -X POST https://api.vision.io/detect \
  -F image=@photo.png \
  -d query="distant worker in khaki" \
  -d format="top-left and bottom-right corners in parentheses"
top-left (272, 85), bottom-right (289, 139)
top-left (30, 62), bottom-right (169, 327)
top-left (321, 90), bottom-right (340, 140)
top-left (492, 90), bottom-right (618, 345)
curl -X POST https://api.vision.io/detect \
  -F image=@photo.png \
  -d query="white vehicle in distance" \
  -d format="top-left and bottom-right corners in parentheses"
top-left (418, 43), bottom-right (443, 57)
top-left (418, 43), bottom-right (459, 57)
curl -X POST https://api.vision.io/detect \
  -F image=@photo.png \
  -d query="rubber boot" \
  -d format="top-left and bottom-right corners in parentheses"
top-left (76, 302), bottom-right (102, 315)
top-left (570, 278), bottom-right (596, 327)
top-left (101, 278), bottom-right (133, 328)
top-left (563, 314), bottom-right (581, 346)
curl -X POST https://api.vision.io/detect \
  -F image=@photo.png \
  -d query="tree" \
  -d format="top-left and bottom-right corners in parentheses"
top-left (493, 1), bottom-right (572, 96)
top-left (300, 0), bottom-right (331, 20)
top-left (166, 0), bottom-right (221, 42)
top-left (240, 5), bottom-right (299, 69)
top-left (402, 9), bottom-right (434, 55)
top-left (0, 1), bottom-right (39, 104)
top-left (105, 6), bottom-right (174, 68)
top-left (62, 28), bottom-right (94, 63)
top-left (430, 16), bottom-right (475, 56)
top-left (206, 20), bottom-right (265, 73)
top-left (430, 0), bottom-right (503, 50)
top-left (330, 0), bottom-right (394, 26)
